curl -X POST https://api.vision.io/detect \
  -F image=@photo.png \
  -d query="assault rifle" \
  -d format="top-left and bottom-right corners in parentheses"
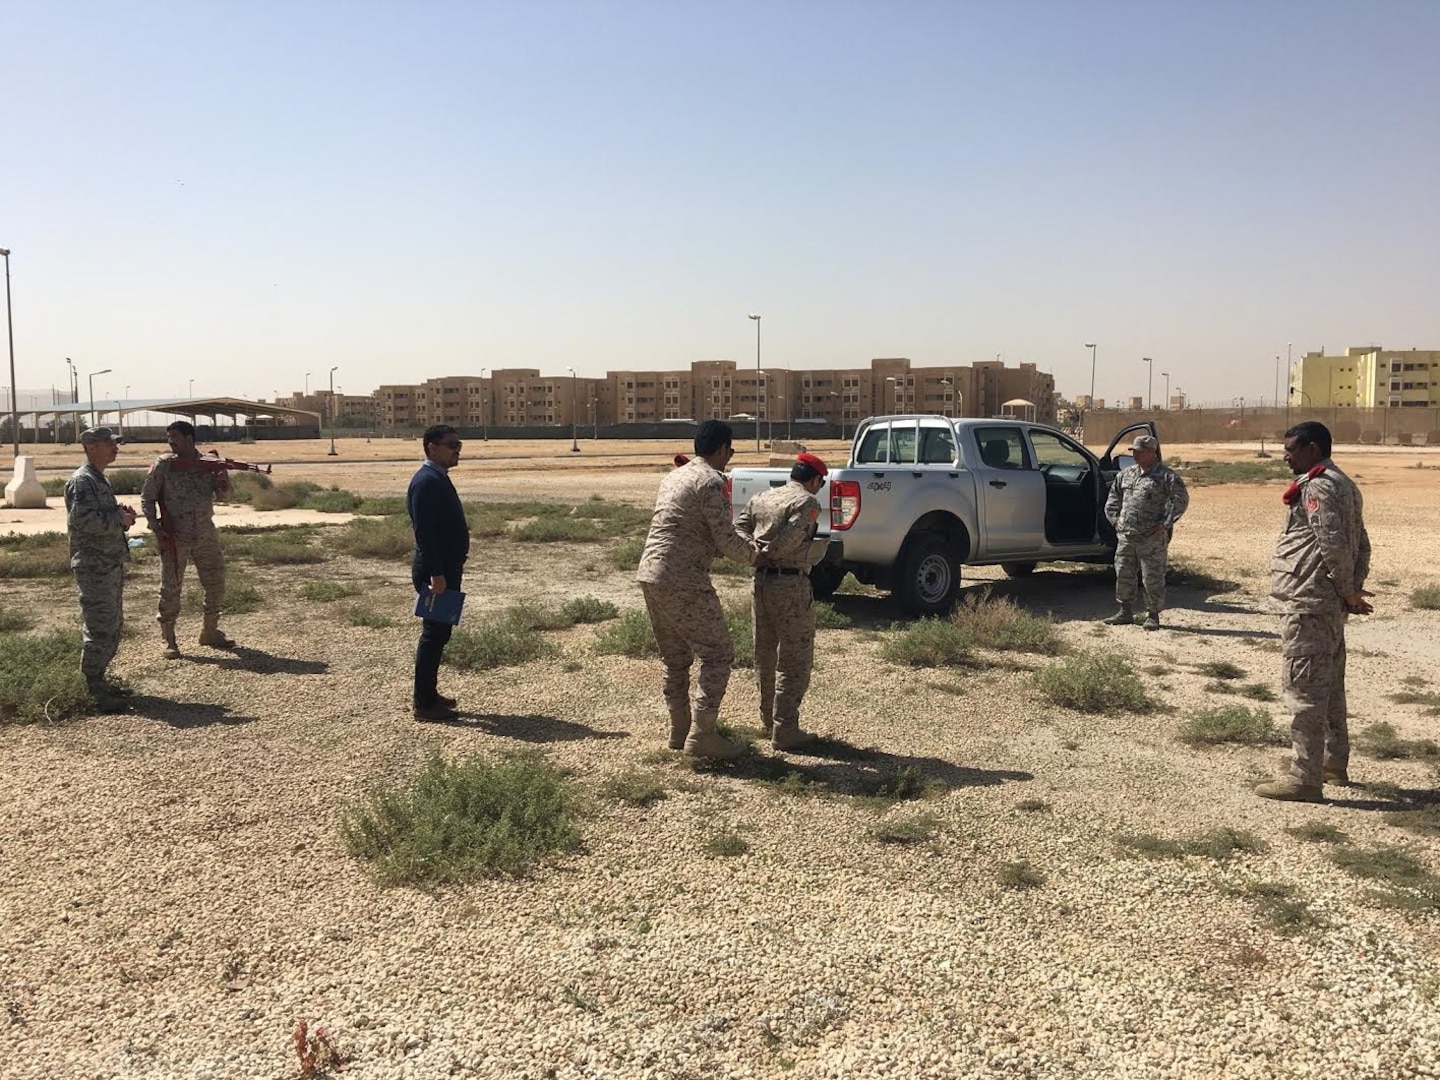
top-left (169, 451), bottom-right (272, 476)
top-left (153, 453), bottom-right (273, 568)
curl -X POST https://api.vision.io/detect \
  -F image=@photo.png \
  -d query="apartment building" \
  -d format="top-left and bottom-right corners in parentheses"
top-left (363, 358), bottom-right (1058, 428)
top-left (1290, 346), bottom-right (1440, 408)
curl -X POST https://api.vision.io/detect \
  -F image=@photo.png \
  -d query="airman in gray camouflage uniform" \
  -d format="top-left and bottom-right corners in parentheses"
top-left (65, 427), bottom-right (137, 710)
top-left (1103, 433), bottom-right (1189, 630)
top-left (1256, 421), bottom-right (1372, 803)
top-left (141, 420), bottom-right (233, 658)
top-left (736, 452), bottom-right (828, 751)
top-left (637, 421), bottom-right (762, 759)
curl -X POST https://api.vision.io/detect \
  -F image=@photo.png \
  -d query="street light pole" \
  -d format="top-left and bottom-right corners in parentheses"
top-left (88, 368), bottom-right (111, 430)
top-left (328, 365), bottom-right (339, 455)
top-left (480, 367), bottom-right (488, 442)
top-left (304, 371), bottom-right (312, 396)
top-left (1142, 357), bottom-right (1154, 411)
top-left (748, 313), bottom-right (761, 452)
top-left (1, 248), bottom-right (16, 458)
top-left (565, 367), bottom-right (579, 452)
top-left (1161, 372), bottom-right (1170, 409)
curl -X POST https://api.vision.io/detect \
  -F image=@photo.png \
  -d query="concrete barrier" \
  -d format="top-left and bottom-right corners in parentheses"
top-left (4, 456), bottom-right (48, 509)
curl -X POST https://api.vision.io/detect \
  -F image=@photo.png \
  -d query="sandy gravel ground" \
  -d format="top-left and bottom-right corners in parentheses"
top-left (1, 442), bottom-right (1438, 1079)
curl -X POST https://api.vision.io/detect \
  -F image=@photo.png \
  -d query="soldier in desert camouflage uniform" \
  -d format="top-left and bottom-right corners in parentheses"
top-left (1102, 433), bottom-right (1189, 630)
top-left (736, 452), bottom-right (828, 751)
top-left (65, 427), bottom-right (137, 711)
top-left (141, 421), bottom-right (233, 658)
top-left (1256, 421), bottom-right (1372, 803)
top-left (636, 420), bottom-right (763, 759)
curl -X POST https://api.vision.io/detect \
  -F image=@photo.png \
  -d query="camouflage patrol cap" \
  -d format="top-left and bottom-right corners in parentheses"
top-left (80, 426), bottom-right (123, 446)
top-left (1129, 434), bottom-right (1159, 452)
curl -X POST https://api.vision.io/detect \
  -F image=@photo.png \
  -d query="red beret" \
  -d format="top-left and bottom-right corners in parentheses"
top-left (673, 453), bottom-right (690, 467)
top-left (796, 452), bottom-right (828, 477)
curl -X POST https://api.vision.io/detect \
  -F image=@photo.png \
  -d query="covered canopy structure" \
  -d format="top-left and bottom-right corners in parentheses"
top-left (999, 397), bottom-right (1038, 421)
top-left (8, 397), bottom-right (322, 442)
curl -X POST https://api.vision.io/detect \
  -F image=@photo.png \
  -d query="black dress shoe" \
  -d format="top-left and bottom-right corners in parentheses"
top-left (434, 694), bottom-right (457, 709)
top-left (414, 702), bottom-right (458, 722)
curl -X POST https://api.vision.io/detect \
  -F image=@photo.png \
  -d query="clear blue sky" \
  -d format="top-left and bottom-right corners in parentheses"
top-left (4, 0), bottom-right (1437, 407)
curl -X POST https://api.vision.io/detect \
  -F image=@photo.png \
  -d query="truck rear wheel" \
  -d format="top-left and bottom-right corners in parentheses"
top-left (809, 564), bottom-right (846, 601)
top-left (896, 534), bottom-right (961, 616)
top-left (1002, 561), bottom-right (1038, 578)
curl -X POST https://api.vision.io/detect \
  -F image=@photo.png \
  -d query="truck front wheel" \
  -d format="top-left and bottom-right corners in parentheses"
top-left (1001, 561), bottom-right (1038, 578)
top-left (896, 534), bottom-right (961, 616)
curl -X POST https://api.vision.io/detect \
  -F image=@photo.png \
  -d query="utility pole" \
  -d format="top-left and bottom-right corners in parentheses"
top-left (748, 313), bottom-right (761, 452)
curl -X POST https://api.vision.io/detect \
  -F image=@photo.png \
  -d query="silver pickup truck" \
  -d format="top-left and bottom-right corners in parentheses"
top-left (730, 414), bottom-right (1158, 616)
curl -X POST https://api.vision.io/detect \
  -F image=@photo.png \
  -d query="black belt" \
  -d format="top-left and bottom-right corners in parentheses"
top-left (757, 567), bottom-right (807, 576)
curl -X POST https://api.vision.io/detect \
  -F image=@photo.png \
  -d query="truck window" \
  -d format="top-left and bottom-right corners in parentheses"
top-left (919, 426), bottom-right (956, 464)
top-left (1029, 430), bottom-right (1089, 469)
top-left (891, 424), bottom-right (918, 464)
top-left (972, 426), bottom-right (1030, 470)
top-left (856, 425), bottom-right (891, 464)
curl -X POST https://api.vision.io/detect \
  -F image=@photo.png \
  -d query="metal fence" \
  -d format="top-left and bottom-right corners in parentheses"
top-left (1083, 407), bottom-right (1440, 447)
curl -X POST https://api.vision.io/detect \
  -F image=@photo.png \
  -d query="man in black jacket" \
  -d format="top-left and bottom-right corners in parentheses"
top-left (408, 425), bottom-right (470, 720)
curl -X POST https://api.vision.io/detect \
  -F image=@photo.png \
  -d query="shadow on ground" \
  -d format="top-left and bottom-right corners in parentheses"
top-left (1328, 782), bottom-right (1440, 813)
top-left (433, 712), bottom-right (628, 743)
top-left (824, 563), bottom-right (1266, 632)
top-left (185, 646), bottom-right (329, 676)
top-left (682, 734), bottom-right (1031, 798)
top-left (127, 695), bottom-right (259, 729)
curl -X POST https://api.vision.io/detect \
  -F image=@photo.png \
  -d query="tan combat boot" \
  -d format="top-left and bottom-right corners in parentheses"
top-left (198, 612), bottom-right (235, 649)
top-left (1101, 604), bottom-right (1134, 626)
top-left (771, 720), bottom-right (817, 752)
top-left (1254, 778), bottom-right (1324, 803)
top-left (667, 702), bottom-right (692, 751)
top-left (684, 708), bottom-right (744, 761)
top-left (160, 621), bottom-right (181, 660)
top-left (1142, 611), bottom-right (1161, 631)
top-left (1323, 760), bottom-right (1350, 786)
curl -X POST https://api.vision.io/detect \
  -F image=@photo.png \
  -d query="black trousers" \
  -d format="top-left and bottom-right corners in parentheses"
top-left (413, 560), bottom-right (461, 707)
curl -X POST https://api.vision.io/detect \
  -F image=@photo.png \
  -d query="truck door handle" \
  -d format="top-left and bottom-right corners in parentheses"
top-left (911, 471), bottom-right (922, 478)
top-left (989, 480), bottom-right (1007, 489)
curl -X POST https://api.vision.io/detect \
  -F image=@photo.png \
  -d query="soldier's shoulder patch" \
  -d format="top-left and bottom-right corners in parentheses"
top-left (806, 504), bottom-right (820, 522)
top-left (1306, 496), bottom-right (1320, 513)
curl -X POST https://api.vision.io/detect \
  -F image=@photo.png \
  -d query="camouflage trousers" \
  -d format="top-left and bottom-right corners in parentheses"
top-left (1280, 612), bottom-right (1348, 785)
top-left (640, 582), bottom-right (733, 715)
top-left (74, 564), bottom-right (125, 683)
top-left (753, 574), bottom-right (815, 725)
top-left (1115, 531), bottom-right (1168, 613)
top-left (158, 533), bottom-right (225, 623)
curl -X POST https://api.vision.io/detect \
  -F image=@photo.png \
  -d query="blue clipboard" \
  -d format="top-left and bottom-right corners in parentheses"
top-left (415, 587), bottom-right (465, 625)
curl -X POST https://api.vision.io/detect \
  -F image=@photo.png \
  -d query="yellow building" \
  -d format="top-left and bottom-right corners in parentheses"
top-left (1289, 346), bottom-right (1440, 408)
